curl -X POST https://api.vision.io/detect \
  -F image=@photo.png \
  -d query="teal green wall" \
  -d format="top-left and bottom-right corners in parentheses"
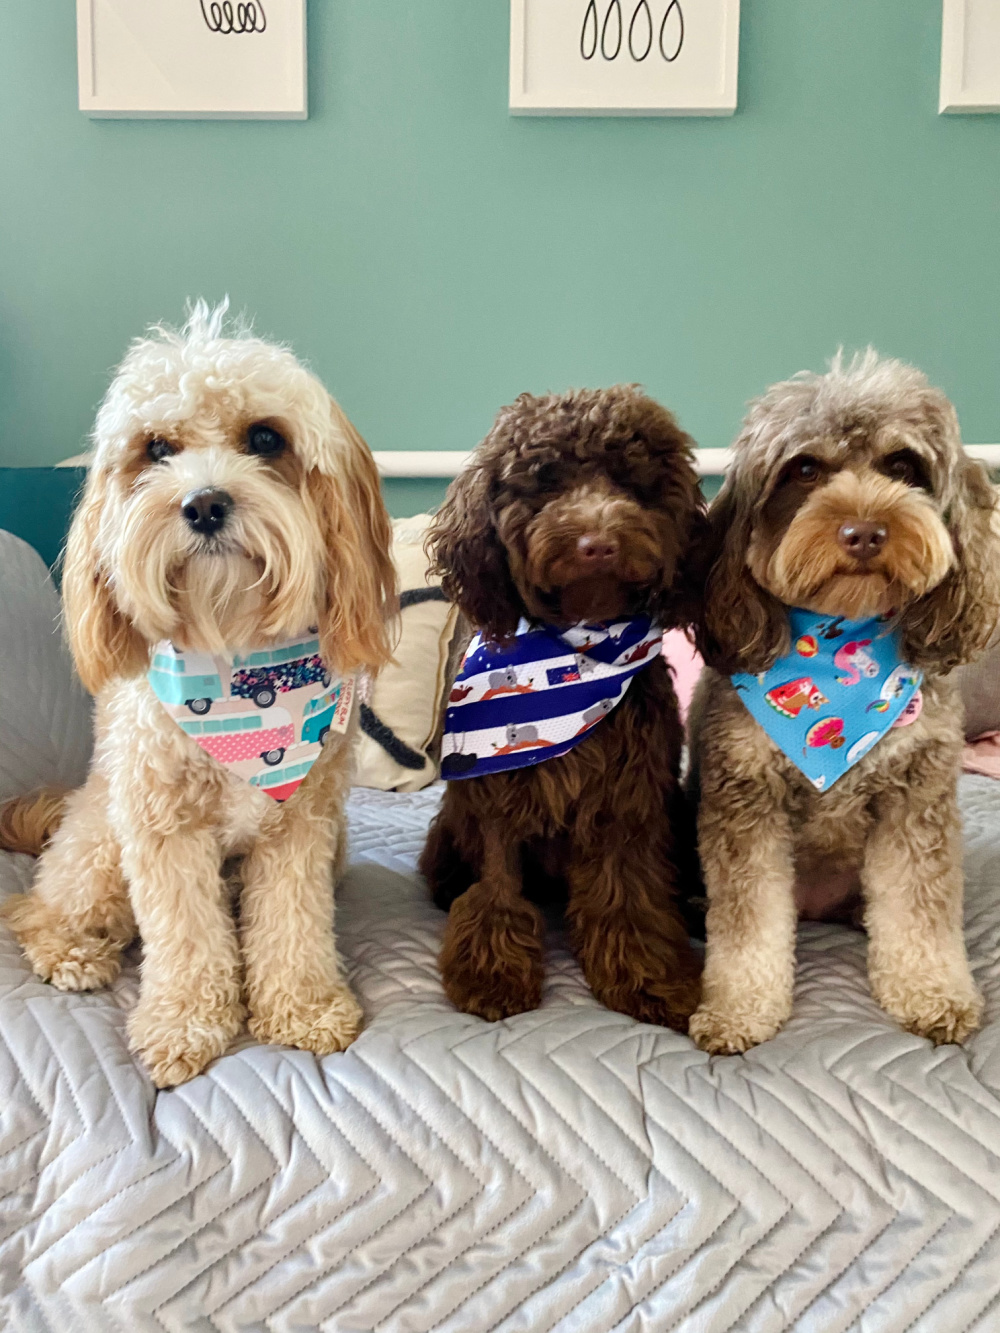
top-left (2, 0), bottom-right (998, 520)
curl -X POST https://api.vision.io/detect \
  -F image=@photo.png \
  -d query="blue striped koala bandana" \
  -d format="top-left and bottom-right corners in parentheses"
top-left (733, 608), bottom-right (922, 792)
top-left (441, 616), bottom-right (662, 780)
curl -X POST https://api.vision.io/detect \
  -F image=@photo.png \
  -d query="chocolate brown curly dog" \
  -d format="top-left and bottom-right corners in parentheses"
top-left (420, 385), bottom-right (703, 1027)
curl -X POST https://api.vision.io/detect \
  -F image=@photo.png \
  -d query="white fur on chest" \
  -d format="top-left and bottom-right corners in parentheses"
top-left (97, 676), bottom-right (274, 855)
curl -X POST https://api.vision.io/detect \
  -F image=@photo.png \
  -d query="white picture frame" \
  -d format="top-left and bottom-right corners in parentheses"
top-left (940, 0), bottom-right (1000, 114)
top-left (509, 0), bottom-right (740, 116)
top-left (77, 0), bottom-right (307, 120)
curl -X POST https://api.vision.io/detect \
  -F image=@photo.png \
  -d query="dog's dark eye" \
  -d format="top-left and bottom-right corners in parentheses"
top-left (246, 423), bottom-right (287, 458)
top-left (881, 449), bottom-right (930, 491)
top-left (146, 438), bottom-right (177, 463)
top-left (785, 455), bottom-right (822, 485)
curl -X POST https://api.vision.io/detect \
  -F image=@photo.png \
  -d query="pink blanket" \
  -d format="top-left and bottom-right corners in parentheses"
top-left (662, 629), bottom-right (703, 723)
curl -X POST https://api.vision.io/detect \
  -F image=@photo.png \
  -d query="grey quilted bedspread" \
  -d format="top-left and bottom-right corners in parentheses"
top-left (4, 531), bottom-right (1000, 1331)
top-left (3, 780), bottom-right (1000, 1332)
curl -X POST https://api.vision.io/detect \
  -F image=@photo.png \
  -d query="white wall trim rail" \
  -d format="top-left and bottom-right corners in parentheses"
top-left (372, 446), bottom-right (1000, 479)
top-left (56, 446), bottom-right (1000, 475)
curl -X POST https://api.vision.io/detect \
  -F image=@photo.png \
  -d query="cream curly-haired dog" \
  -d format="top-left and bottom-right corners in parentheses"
top-left (2, 303), bottom-right (394, 1087)
top-left (688, 351), bottom-right (1000, 1054)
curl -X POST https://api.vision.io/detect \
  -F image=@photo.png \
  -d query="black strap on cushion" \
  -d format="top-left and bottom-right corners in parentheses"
top-left (359, 584), bottom-right (450, 770)
top-left (399, 586), bottom-right (448, 610)
top-left (359, 702), bottom-right (428, 771)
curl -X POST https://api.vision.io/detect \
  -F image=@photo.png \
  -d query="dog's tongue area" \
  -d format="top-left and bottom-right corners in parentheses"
top-left (558, 573), bottom-right (631, 624)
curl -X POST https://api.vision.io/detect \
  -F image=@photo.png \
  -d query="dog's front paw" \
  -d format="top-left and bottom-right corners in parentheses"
top-left (440, 897), bottom-right (545, 1021)
top-left (47, 946), bottom-right (122, 992)
top-left (3, 897), bottom-right (123, 992)
top-left (444, 966), bottom-right (543, 1022)
top-left (29, 936), bottom-right (122, 992)
top-left (248, 984), bottom-right (363, 1055)
top-left (129, 999), bottom-right (245, 1088)
top-left (689, 1001), bottom-right (787, 1054)
top-left (875, 980), bottom-right (983, 1046)
top-left (594, 975), bottom-right (701, 1032)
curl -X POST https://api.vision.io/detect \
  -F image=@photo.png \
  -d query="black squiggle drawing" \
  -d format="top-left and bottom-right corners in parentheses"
top-left (580, 1), bottom-right (684, 63)
top-left (581, 0), bottom-right (598, 58)
top-left (628, 0), bottom-right (653, 61)
top-left (659, 0), bottom-right (684, 61)
top-left (601, 0), bottom-right (622, 60)
top-left (200, 1), bottom-right (267, 34)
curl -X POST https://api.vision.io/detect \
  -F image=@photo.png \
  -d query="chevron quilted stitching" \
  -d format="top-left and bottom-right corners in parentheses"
top-left (197, 1074), bottom-right (382, 1327)
top-left (121, 1098), bottom-right (284, 1308)
top-left (328, 1080), bottom-right (537, 1329)
top-left (723, 1081), bottom-right (902, 1329)
top-left (511, 1021), bottom-right (847, 1329)
top-left (138, 1067), bottom-right (403, 1325)
top-left (4, 779), bottom-right (1000, 1330)
top-left (688, 1039), bottom-right (981, 1333)
top-left (366, 1027), bottom-right (583, 1326)
top-left (389, 1037), bottom-right (602, 1332)
top-left (310, 1087), bottom-right (478, 1323)
top-left (702, 1050), bottom-right (997, 1332)
top-left (446, 1025), bottom-right (727, 1332)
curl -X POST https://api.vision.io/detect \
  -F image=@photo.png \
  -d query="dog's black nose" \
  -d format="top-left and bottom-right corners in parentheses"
top-left (181, 488), bottom-right (233, 537)
top-left (577, 535), bottom-right (619, 565)
top-left (837, 520), bottom-right (887, 562)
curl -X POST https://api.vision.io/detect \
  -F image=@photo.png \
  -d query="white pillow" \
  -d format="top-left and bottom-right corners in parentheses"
top-left (0, 531), bottom-right (93, 803)
top-left (353, 515), bottom-right (458, 792)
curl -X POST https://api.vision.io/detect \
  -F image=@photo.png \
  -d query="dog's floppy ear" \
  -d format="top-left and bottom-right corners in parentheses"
top-left (694, 467), bottom-right (788, 675)
top-left (426, 460), bottom-right (522, 642)
top-left (901, 455), bottom-right (1000, 672)
top-left (61, 469), bottom-right (148, 695)
top-left (623, 394), bottom-right (704, 629)
top-left (308, 397), bottom-right (396, 675)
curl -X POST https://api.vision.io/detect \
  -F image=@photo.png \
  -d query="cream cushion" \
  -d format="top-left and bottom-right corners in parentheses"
top-left (353, 515), bottom-right (458, 792)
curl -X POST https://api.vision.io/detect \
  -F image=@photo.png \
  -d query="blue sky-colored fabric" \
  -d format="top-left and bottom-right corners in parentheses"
top-left (733, 608), bottom-right (922, 791)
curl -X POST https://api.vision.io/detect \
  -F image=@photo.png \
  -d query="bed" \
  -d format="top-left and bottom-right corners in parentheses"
top-left (3, 528), bottom-right (1000, 1332)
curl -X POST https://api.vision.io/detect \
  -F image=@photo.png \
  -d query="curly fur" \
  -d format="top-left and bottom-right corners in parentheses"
top-left (1, 302), bottom-right (395, 1087)
top-left (421, 385), bottom-right (703, 1028)
top-left (0, 788), bottom-right (69, 855)
top-left (689, 351), bottom-right (1000, 1054)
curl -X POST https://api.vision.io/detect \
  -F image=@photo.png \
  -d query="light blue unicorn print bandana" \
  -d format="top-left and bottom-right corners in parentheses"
top-left (147, 634), bottom-right (355, 801)
top-left (441, 616), bottom-right (663, 780)
top-left (733, 608), bottom-right (922, 791)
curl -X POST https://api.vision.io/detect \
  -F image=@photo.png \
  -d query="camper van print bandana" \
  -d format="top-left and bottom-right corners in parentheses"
top-left (732, 608), bottom-right (922, 792)
top-left (441, 616), bottom-right (663, 780)
top-left (147, 635), bottom-right (354, 801)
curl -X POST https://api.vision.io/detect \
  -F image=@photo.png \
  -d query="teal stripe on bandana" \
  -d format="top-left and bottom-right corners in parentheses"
top-left (732, 608), bottom-right (922, 791)
top-left (147, 636), bottom-right (354, 801)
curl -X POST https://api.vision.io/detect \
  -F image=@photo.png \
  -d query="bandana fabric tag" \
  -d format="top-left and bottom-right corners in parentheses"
top-left (732, 609), bottom-right (922, 791)
top-left (441, 616), bottom-right (663, 780)
top-left (147, 635), bottom-right (354, 801)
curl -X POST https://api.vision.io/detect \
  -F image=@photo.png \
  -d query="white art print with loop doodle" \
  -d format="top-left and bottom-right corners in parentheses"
top-left (76, 0), bottom-right (307, 119)
top-left (510, 0), bottom-right (740, 115)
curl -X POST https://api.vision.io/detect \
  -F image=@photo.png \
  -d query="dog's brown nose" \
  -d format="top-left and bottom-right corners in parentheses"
top-left (182, 488), bottom-right (233, 537)
top-left (577, 535), bottom-right (619, 568)
top-left (837, 519), bottom-right (887, 563)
